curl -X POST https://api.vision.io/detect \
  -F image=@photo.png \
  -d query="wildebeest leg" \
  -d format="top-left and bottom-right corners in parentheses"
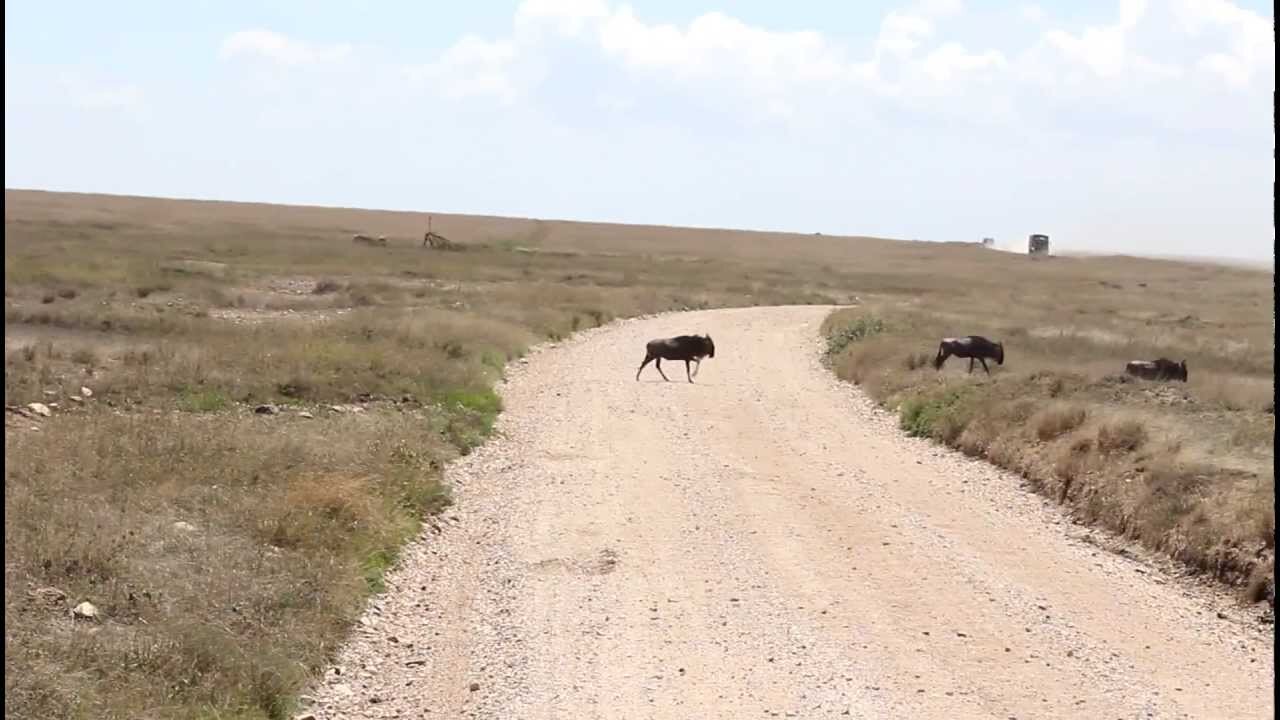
top-left (968, 357), bottom-right (975, 373)
top-left (654, 357), bottom-right (670, 381)
top-left (685, 359), bottom-right (694, 383)
top-left (636, 353), bottom-right (654, 381)
top-left (979, 358), bottom-right (990, 375)
top-left (691, 358), bottom-right (701, 378)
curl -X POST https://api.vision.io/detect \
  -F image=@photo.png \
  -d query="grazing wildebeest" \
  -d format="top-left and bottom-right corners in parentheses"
top-left (636, 334), bottom-right (715, 383)
top-left (1125, 358), bottom-right (1188, 382)
top-left (933, 335), bottom-right (1005, 375)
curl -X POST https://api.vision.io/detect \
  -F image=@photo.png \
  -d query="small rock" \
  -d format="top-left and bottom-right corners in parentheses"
top-left (298, 411), bottom-right (315, 419)
top-left (254, 404), bottom-right (279, 415)
top-left (1217, 611), bottom-right (1229, 619)
top-left (69, 396), bottom-right (84, 403)
top-left (328, 405), bottom-right (346, 413)
top-left (80, 386), bottom-right (93, 398)
top-left (43, 390), bottom-right (57, 397)
top-left (294, 715), bottom-right (317, 720)
top-left (26, 402), bottom-right (51, 417)
top-left (29, 586), bottom-right (67, 607)
top-left (172, 521), bottom-right (198, 533)
top-left (72, 601), bottom-right (99, 620)
top-left (469, 682), bottom-right (481, 692)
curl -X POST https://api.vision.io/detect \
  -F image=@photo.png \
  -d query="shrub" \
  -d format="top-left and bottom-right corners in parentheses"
top-left (826, 316), bottom-right (887, 357)
top-left (1097, 418), bottom-right (1147, 453)
top-left (1034, 404), bottom-right (1088, 441)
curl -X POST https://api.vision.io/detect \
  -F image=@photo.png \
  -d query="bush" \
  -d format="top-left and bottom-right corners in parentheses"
top-left (825, 316), bottom-right (887, 357)
top-left (1097, 418), bottom-right (1147, 453)
top-left (900, 387), bottom-right (973, 442)
top-left (1034, 404), bottom-right (1088, 441)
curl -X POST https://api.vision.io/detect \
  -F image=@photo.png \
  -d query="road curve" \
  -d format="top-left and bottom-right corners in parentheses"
top-left (308, 305), bottom-right (1274, 720)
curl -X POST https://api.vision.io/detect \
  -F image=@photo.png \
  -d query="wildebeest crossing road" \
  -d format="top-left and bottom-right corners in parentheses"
top-left (309, 306), bottom-right (1273, 719)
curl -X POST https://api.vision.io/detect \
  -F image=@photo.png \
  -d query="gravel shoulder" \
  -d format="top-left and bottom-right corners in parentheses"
top-left (307, 305), bottom-right (1274, 720)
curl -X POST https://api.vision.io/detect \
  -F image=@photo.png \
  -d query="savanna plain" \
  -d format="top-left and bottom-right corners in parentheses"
top-left (3, 189), bottom-right (1273, 719)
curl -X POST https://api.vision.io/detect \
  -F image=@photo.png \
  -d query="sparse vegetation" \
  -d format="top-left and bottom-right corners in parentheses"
top-left (822, 268), bottom-right (1274, 606)
top-left (4, 189), bottom-right (1273, 719)
top-left (3, 190), bottom-right (857, 719)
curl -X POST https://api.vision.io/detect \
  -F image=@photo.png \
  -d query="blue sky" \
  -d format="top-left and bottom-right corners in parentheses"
top-left (5, 0), bottom-right (1274, 261)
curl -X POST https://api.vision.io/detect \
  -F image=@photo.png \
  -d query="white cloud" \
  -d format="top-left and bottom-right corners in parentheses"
top-left (1043, 0), bottom-right (1151, 79)
top-left (216, 0), bottom-right (1270, 128)
top-left (219, 29), bottom-right (352, 66)
top-left (515, 0), bottom-right (610, 38)
top-left (918, 42), bottom-right (1007, 84)
top-left (1171, 0), bottom-right (1274, 87)
top-left (410, 35), bottom-right (522, 103)
top-left (1020, 5), bottom-right (1047, 24)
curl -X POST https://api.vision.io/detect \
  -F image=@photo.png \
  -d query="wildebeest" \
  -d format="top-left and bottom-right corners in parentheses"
top-left (636, 334), bottom-right (715, 383)
top-left (933, 335), bottom-right (1005, 375)
top-left (1125, 358), bottom-right (1188, 382)
top-left (353, 233), bottom-right (387, 247)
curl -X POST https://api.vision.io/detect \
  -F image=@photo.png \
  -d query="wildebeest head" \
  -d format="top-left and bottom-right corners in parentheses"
top-left (1177, 359), bottom-right (1188, 382)
top-left (703, 334), bottom-right (715, 358)
top-left (995, 341), bottom-right (1005, 365)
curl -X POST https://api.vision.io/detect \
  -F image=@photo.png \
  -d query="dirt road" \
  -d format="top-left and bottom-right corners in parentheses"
top-left (308, 306), bottom-right (1273, 719)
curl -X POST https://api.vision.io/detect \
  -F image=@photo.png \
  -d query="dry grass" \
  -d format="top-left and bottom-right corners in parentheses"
top-left (3, 189), bottom-right (857, 719)
top-left (821, 252), bottom-right (1274, 605)
top-left (4, 189), bottom-right (1273, 718)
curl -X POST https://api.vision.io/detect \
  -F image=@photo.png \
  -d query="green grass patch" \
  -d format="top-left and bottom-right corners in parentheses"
top-left (178, 386), bottom-right (231, 412)
top-left (825, 316), bottom-right (887, 357)
top-left (899, 386), bottom-right (976, 443)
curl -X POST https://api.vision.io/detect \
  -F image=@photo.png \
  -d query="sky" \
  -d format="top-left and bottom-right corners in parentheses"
top-left (4, 0), bottom-right (1275, 261)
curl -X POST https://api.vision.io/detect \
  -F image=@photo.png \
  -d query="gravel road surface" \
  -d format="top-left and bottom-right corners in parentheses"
top-left (307, 305), bottom-right (1274, 720)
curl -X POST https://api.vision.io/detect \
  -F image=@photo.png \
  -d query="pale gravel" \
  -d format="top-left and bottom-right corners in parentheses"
top-left (306, 305), bottom-right (1274, 720)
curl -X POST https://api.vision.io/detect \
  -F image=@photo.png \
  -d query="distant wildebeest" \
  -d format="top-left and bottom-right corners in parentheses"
top-left (933, 335), bottom-right (1005, 375)
top-left (353, 233), bottom-right (387, 247)
top-left (1125, 358), bottom-right (1188, 382)
top-left (636, 334), bottom-right (715, 383)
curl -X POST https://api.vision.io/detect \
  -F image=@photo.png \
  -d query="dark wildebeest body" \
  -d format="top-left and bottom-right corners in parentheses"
top-left (636, 334), bottom-right (715, 383)
top-left (1125, 358), bottom-right (1188, 382)
top-left (933, 335), bottom-right (1004, 375)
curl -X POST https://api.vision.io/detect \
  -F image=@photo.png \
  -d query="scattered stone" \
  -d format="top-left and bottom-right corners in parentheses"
top-left (26, 402), bottom-right (51, 417)
top-left (72, 601), bottom-right (99, 620)
top-left (254, 404), bottom-right (279, 415)
top-left (69, 396), bottom-right (84, 403)
top-left (328, 405), bottom-right (346, 413)
top-left (80, 386), bottom-right (93, 398)
top-left (298, 411), bottom-right (315, 419)
top-left (469, 682), bottom-right (481, 692)
top-left (404, 658), bottom-right (429, 667)
top-left (173, 521), bottom-right (198, 533)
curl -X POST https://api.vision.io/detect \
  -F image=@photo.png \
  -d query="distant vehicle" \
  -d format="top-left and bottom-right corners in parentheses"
top-left (981, 237), bottom-right (995, 247)
top-left (1028, 234), bottom-right (1050, 255)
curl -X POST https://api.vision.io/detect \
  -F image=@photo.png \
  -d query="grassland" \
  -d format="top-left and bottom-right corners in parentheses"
top-left (4, 189), bottom-right (1273, 719)
top-left (821, 260), bottom-right (1274, 603)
